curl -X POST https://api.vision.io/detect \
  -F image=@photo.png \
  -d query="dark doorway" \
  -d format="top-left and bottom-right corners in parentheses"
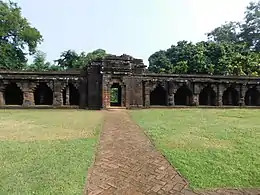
top-left (150, 85), bottom-right (167, 106)
top-left (245, 87), bottom-right (260, 106)
top-left (34, 83), bottom-right (53, 105)
top-left (199, 86), bottom-right (216, 106)
top-left (175, 86), bottom-right (192, 105)
top-left (222, 87), bottom-right (239, 106)
top-left (4, 83), bottom-right (23, 105)
top-left (62, 84), bottom-right (80, 105)
top-left (110, 83), bottom-right (122, 107)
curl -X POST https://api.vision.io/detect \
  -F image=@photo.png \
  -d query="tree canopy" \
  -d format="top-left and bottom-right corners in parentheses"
top-left (1, 0), bottom-right (260, 75)
top-left (54, 49), bottom-right (108, 70)
top-left (0, 0), bottom-right (42, 70)
top-left (148, 0), bottom-right (260, 76)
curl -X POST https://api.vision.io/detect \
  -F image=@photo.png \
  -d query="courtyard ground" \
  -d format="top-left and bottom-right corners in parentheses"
top-left (0, 109), bottom-right (103, 195)
top-left (131, 109), bottom-right (260, 190)
top-left (1, 109), bottom-right (260, 195)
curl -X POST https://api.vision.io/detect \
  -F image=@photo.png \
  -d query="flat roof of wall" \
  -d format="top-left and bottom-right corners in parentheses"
top-left (0, 70), bottom-right (260, 81)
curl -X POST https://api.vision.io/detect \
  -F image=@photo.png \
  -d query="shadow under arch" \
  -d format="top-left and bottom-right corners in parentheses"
top-left (4, 83), bottom-right (23, 105)
top-left (34, 83), bottom-right (53, 105)
top-left (245, 87), bottom-right (260, 106)
top-left (222, 87), bottom-right (239, 106)
top-left (62, 83), bottom-right (80, 105)
top-left (150, 84), bottom-right (167, 106)
top-left (199, 86), bottom-right (216, 106)
top-left (175, 85), bottom-right (192, 105)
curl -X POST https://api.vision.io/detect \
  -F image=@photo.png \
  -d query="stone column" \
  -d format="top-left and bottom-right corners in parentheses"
top-left (168, 93), bottom-right (175, 106)
top-left (240, 85), bottom-right (247, 106)
top-left (144, 82), bottom-right (150, 107)
top-left (122, 85), bottom-right (127, 108)
top-left (192, 94), bottom-right (199, 106)
top-left (23, 90), bottom-right (35, 106)
top-left (192, 83), bottom-right (200, 106)
top-left (79, 80), bottom-right (87, 109)
top-left (217, 85), bottom-right (224, 106)
top-left (0, 88), bottom-right (5, 106)
top-left (168, 81), bottom-right (175, 106)
top-left (53, 81), bottom-right (62, 106)
top-left (65, 86), bottom-right (70, 105)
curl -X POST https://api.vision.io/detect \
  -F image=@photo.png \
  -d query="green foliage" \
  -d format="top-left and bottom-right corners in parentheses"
top-left (55, 49), bottom-right (108, 70)
top-left (26, 51), bottom-right (62, 71)
top-left (0, 0), bottom-right (42, 70)
top-left (148, 0), bottom-right (260, 76)
top-left (110, 88), bottom-right (118, 103)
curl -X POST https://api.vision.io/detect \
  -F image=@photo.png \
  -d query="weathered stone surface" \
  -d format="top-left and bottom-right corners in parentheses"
top-left (0, 55), bottom-right (260, 108)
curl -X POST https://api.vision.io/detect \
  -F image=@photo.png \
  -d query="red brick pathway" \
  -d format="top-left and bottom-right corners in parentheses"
top-left (85, 109), bottom-right (260, 195)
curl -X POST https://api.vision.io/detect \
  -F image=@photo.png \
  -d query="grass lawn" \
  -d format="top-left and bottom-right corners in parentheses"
top-left (0, 109), bottom-right (103, 195)
top-left (131, 109), bottom-right (260, 190)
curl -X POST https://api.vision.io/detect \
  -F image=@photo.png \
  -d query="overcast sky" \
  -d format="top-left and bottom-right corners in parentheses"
top-left (14, 0), bottom-right (253, 65)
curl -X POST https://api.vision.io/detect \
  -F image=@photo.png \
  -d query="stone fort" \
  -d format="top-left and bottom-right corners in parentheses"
top-left (0, 54), bottom-right (260, 109)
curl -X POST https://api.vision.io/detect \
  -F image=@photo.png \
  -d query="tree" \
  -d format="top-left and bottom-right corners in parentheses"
top-left (55, 49), bottom-right (108, 69)
top-left (148, 0), bottom-right (260, 76)
top-left (26, 51), bottom-right (62, 71)
top-left (206, 21), bottom-right (240, 44)
top-left (55, 50), bottom-right (80, 69)
top-left (0, 1), bottom-right (42, 70)
top-left (240, 1), bottom-right (260, 51)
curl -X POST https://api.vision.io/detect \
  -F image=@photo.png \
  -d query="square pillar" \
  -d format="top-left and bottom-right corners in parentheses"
top-left (192, 94), bottom-right (199, 106)
top-left (0, 90), bottom-right (5, 105)
top-left (65, 86), bottom-right (70, 105)
top-left (217, 85), bottom-right (224, 106)
top-left (168, 93), bottom-right (175, 106)
top-left (23, 90), bottom-right (35, 106)
top-left (53, 81), bottom-right (62, 106)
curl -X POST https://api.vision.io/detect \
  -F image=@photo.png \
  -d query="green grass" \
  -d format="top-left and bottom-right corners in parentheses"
top-left (0, 110), bottom-right (103, 195)
top-left (131, 109), bottom-right (260, 190)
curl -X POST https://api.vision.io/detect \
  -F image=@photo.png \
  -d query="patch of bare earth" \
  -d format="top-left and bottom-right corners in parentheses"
top-left (85, 109), bottom-right (260, 195)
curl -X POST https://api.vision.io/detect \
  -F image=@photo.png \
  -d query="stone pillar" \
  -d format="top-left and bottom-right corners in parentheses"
top-left (168, 81), bottom-right (175, 106)
top-left (122, 85), bottom-right (128, 108)
top-left (0, 88), bottom-right (5, 106)
top-left (65, 86), bottom-right (70, 105)
top-left (217, 85), bottom-right (224, 106)
top-left (240, 85), bottom-right (247, 106)
top-left (102, 75), bottom-right (110, 109)
top-left (144, 82), bottom-right (150, 107)
top-left (79, 80), bottom-right (87, 109)
top-left (53, 81), bottom-right (62, 106)
top-left (193, 83), bottom-right (200, 106)
top-left (168, 93), bottom-right (175, 106)
top-left (23, 90), bottom-right (35, 106)
top-left (192, 94), bottom-right (199, 106)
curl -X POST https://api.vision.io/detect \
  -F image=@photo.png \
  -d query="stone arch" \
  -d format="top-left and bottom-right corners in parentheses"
top-left (150, 84), bottom-right (167, 106)
top-left (34, 83), bottom-right (53, 105)
top-left (245, 87), bottom-right (260, 106)
top-left (4, 82), bottom-right (23, 105)
top-left (62, 83), bottom-right (80, 105)
top-left (175, 85), bottom-right (192, 105)
top-left (199, 86), bottom-right (217, 106)
top-left (222, 86), bottom-right (239, 106)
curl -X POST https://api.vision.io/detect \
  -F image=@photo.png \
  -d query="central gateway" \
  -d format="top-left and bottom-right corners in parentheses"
top-left (83, 54), bottom-right (146, 109)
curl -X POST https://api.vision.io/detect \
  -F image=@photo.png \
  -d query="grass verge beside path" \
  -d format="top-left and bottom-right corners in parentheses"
top-left (0, 110), bottom-right (103, 195)
top-left (131, 109), bottom-right (260, 190)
